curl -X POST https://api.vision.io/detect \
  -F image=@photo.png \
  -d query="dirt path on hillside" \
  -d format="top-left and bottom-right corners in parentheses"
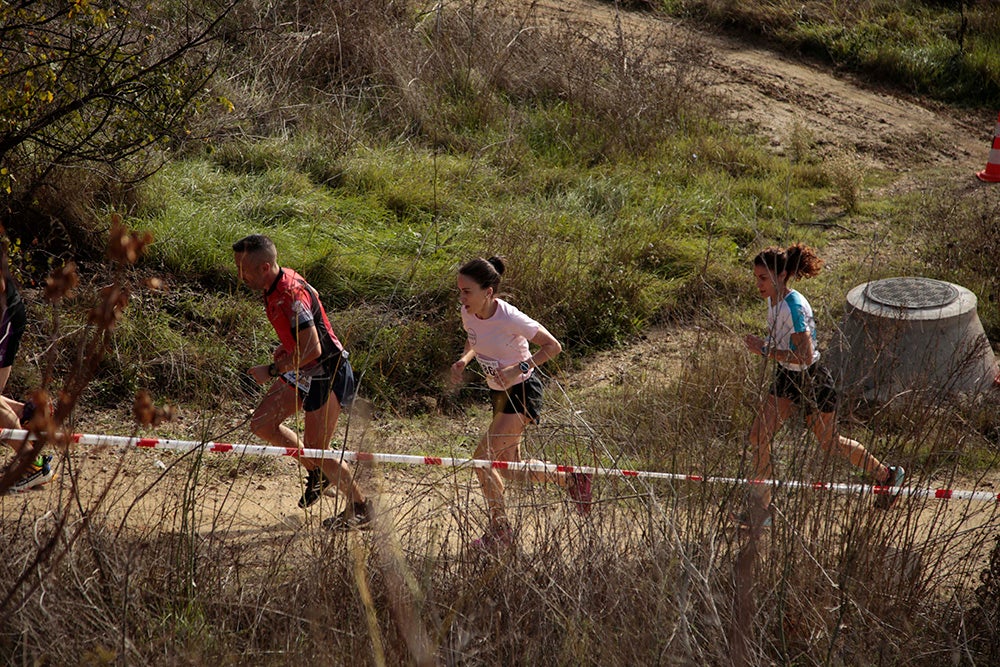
top-left (535, 0), bottom-right (991, 172)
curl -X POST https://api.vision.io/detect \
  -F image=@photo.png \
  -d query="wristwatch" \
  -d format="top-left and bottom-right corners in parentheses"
top-left (518, 360), bottom-right (531, 373)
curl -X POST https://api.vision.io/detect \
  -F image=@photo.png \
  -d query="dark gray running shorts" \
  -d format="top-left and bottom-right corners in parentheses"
top-left (0, 300), bottom-right (26, 369)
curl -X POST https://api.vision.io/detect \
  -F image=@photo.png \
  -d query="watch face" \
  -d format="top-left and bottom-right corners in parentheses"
top-left (519, 361), bottom-right (530, 372)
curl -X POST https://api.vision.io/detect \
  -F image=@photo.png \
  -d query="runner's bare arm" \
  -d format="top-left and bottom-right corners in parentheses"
top-left (451, 340), bottom-right (476, 384)
top-left (497, 325), bottom-right (562, 386)
top-left (254, 324), bottom-right (323, 380)
top-left (282, 324), bottom-right (322, 372)
top-left (785, 331), bottom-right (814, 365)
top-left (527, 326), bottom-right (562, 366)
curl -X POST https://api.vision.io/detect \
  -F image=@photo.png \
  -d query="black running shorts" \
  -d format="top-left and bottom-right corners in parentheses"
top-left (770, 363), bottom-right (838, 415)
top-left (0, 300), bottom-right (26, 369)
top-left (282, 354), bottom-right (356, 413)
top-left (490, 373), bottom-right (544, 423)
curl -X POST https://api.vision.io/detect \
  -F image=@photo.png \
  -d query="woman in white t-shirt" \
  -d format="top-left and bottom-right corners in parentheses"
top-left (451, 256), bottom-right (592, 552)
top-left (739, 243), bottom-right (905, 530)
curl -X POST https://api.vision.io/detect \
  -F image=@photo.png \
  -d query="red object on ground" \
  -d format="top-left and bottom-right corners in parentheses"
top-left (977, 111), bottom-right (1000, 182)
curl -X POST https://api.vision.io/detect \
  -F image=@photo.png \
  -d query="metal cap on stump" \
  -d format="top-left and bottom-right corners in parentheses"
top-left (831, 277), bottom-right (999, 403)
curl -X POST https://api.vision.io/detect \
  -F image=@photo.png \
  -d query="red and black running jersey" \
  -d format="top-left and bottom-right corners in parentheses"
top-left (264, 268), bottom-right (342, 368)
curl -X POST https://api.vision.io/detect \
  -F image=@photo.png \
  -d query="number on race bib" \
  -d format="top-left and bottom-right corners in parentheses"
top-left (477, 357), bottom-right (500, 377)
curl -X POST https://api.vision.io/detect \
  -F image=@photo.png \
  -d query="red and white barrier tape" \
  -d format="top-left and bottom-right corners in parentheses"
top-left (5, 428), bottom-right (999, 503)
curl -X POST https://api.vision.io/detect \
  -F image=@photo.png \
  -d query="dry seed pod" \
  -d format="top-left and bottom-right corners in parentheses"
top-left (88, 285), bottom-right (129, 329)
top-left (44, 261), bottom-right (79, 302)
top-left (108, 218), bottom-right (154, 265)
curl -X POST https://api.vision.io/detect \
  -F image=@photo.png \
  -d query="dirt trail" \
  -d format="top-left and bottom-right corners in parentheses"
top-left (536, 0), bottom-right (990, 171)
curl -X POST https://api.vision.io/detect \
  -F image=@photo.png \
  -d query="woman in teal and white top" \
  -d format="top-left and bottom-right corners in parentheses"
top-left (739, 243), bottom-right (905, 528)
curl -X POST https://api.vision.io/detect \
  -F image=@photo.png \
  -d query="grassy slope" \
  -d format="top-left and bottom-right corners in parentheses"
top-left (660, 0), bottom-right (1000, 108)
top-left (127, 125), bottom-right (835, 409)
top-left (28, 0), bottom-right (978, 415)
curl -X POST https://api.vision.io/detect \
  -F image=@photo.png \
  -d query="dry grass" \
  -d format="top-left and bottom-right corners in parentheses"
top-left (4, 322), bottom-right (1000, 664)
top-left (220, 0), bottom-right (719, 156)
top-left (825, 152), bottom-right (867, 214)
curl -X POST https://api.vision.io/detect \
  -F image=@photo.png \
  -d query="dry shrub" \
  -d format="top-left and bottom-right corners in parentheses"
top-left (474, 206), bottom-right (747, 352)
top-left (970, 535), bottom-right (1000, 658)
top-left (474, 213), bottom-right (657, 350)
top-left (335, 301), bottom-right (463, 411)
top-left (211, 0), bottom-right (409, 139)
top-left (787, 119), bottom-right (817, 165)
top-left (825, 151), bottom-right (866, 213)
top-left (222, 0), bottom-right (719, 155)
top-left (5, 165), bottom-right (145, 267)
top-left (923, 188), bottom-right (1000, 339)
top-left (222, 0), bottom-right (408, 94)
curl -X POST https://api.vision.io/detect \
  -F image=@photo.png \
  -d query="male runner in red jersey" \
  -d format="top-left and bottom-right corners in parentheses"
top-left (233, 234), bottom-right (371, 530)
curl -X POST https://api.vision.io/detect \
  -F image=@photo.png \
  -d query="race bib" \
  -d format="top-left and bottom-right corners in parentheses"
top-left (476, 357), bottom-right (500, 378)
top-left (281, 371), bottom-right (312, 393)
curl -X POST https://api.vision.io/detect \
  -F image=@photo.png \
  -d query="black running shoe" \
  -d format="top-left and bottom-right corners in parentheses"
top-left (322, 499), bottom-right (374, 531)
top-left (874, 465), bottom-right (905, 509)
top-left (298, 468), bottom-right (331, 509)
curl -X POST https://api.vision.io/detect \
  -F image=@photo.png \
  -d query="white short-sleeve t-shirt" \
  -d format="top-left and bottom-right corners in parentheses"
top-left (461, 298), bottom-right (540, 391)
top-left (766, 289), bottom-right (821, 371)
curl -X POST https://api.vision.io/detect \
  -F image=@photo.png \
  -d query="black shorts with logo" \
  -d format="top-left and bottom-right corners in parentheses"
top-left (490, 373), bottom-right (544, 423)
top-left (282, 353), bottom-right (356, 413)
top-left (771, 363), bottom-right (838, 415)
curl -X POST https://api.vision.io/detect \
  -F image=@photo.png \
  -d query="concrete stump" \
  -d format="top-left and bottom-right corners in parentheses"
top-left (830, 277), bottom-right (999, 402)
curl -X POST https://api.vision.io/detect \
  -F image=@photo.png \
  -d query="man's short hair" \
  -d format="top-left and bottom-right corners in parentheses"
top-left (232, 234), bottom-right (277, 263)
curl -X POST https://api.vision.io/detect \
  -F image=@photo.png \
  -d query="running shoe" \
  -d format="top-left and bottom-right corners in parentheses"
top-left (19, 399), bottom-right (36, 427)
top-left (729, 506), bottom-right (773, 530)
top-left (470, 521), bottom-right (515, 554)
top-left (19, 398), bottom-right (52, 427)
top-left (298, 467), bottom-right (331, 509)
top-left (9, 455), bottom-right (54, 492)
top-left (322, 499), bottom-right (374, 531)
top-left (567, 472), bottom-right (593, 515)
top-left (874, 465), bottom-right (906, 509)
